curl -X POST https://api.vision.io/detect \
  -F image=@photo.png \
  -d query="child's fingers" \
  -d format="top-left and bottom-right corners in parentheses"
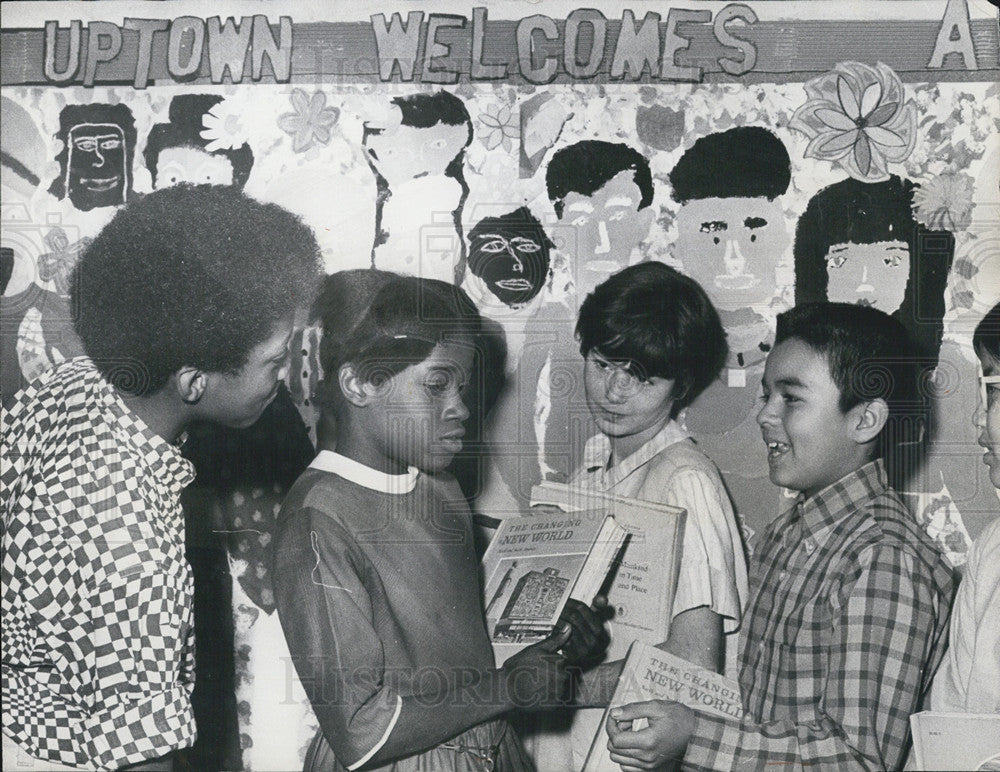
top-left (534, 621), bottom-right (573, 653)
top-left (559, 598), bottom-right (610, 647)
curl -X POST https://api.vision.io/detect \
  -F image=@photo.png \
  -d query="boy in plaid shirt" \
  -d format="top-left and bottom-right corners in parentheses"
top-left (606, 303), bottom-right (953, 771)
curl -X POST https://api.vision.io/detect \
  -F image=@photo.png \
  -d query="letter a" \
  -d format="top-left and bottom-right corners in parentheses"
top-left (928, 0), bottom-right (977, 70)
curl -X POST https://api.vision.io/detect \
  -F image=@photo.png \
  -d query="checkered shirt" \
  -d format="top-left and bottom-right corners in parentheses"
top-left (684, 460), bottom-right (954, 771)
top-left (2, 357), bottom-right (197, 770)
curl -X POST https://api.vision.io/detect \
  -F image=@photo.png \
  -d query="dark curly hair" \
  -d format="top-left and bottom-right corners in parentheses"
top-left (576, 261), bottom-right (728, 417)
top-left (71, 184), bottom-right (322, 396)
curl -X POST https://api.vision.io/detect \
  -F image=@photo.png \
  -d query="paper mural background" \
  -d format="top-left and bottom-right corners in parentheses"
top-left (2, 1), bottom-right (998, 769)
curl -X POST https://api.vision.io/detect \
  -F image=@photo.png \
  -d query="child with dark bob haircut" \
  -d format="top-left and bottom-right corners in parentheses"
top-left (607, 302), bottom-right (953, 772)
top-left (529, 262), bottom-right (747, 771)
top-left (576, 261), bottom-right (728, 418)
top-left (273, 271), bottom-right (607, 772)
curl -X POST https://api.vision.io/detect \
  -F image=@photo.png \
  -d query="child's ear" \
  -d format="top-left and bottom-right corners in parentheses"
top-left (175, 366), bottom-right (207, 405)
top-left (852, 398), bottom-right (889, 444)
top-left (338, 362), bottom-right (376, 407)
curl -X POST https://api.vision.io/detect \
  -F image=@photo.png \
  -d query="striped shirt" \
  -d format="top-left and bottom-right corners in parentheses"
top-left (685, 460), bottom-right (954, 771)
top-left (2, 358), bottom-right (197, 771)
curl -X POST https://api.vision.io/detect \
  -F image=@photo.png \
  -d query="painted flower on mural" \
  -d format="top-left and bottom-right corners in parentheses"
top-left (278, 89), bottom-right (340, 153)
top-left (791, 61), bottom-right (917, 182)
top-left (478, 102), bottom-right (518, 152)
top-left (913, 172), bottom-right (975, 231)
top-left (37, 227), bottom-right (91, 296)
top-left (201, 97), bottom-right (249, 152)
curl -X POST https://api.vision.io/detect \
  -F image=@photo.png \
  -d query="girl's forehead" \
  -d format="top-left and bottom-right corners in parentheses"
top-left (426, 339), bottom-right (475, 368)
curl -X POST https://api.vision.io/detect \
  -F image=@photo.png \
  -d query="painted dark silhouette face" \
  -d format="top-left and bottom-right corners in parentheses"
top-left (470, 228), bottom-right (550, 307)
top-left (824, 239), bottom-right (910, 311)
top-left (66, 123), bottom-right (127, 210)
top-left (675, 195), bottom-right (788, 311)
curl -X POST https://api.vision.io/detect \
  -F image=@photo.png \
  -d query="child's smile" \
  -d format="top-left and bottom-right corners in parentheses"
top-left (757, 338), bottom-right (871, 499)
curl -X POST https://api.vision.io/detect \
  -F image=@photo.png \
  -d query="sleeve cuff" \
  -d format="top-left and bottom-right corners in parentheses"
top-left (346, 694), bottom-right (403, 770)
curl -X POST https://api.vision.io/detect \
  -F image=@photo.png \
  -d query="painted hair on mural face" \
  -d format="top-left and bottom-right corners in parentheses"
top-left (669, 126), bottom-right (792, 312)
top-left (794, 174), bottom-right (955, 360)
top-left (49, 103), bottom-right (137, 212)
top-left (144, 94), bottom-right (255, 191)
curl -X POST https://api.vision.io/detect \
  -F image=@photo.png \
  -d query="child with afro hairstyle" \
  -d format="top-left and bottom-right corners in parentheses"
top-left (2, 184), bottom-right (321, 770)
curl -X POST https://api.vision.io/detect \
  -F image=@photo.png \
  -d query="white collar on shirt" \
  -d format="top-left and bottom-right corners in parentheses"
top-left (309, 450), bottom-right (419, 495)
top-left (583, 419), bottom-right (690, 485)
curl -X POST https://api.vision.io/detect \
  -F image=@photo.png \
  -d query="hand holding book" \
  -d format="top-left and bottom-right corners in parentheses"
top-left (556, 597), bottom-right (612, 665)
top-left (499, 622), bottom-right (574, 710)
top-left (606, 700), bottom-right (695, 771)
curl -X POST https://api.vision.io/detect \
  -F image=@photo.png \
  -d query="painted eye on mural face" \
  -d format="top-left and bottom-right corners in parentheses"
top-left (427, 138), bottom-right (450, 150)
top-left (571, 215), bottom-right (588, 227)
top-left (477, 236), bottom-right (510, 253)
top-left (713, 236), bottom-right (721, 245)
top-left (73, 137), bottom-right (99, 152)
top-left (99, 138), bottom-right (122, 150)
top-left (883, 254), bottom-right (903, 267)
top-left (827, 254), bottom-right (847, 269)
top-left (510, 237), bottom-right (541, 253)
top-left (607, 210), bottom-right (627, 222)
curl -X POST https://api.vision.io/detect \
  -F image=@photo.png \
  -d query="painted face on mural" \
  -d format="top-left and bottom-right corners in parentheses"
top-left (365, 122), bottom-right (469, 186)
top-left (561, 170), bottom-right (654, 297)
top-left (675, 196), bottom-right (788, 311)
top-left (469, 228), bottom-right (550, 307)
top-left (154, 146), bottom-right (235, 189)
top-left (824, 240), bottom-right (910, 312)
top-left (66, 123), bottom-right (127, 210)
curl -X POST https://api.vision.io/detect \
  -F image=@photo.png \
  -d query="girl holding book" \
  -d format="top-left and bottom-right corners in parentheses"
top-left (519, 262), bottom-right (749, 770)
top-left (273, 271), bottom-right (605, 772)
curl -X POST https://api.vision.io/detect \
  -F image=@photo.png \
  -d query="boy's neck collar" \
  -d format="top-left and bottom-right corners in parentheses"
top-left (310, 450), bottom-right (420, 494)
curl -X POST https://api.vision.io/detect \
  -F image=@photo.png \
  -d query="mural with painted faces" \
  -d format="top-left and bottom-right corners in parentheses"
top-left (144, 94), bottom-right (254, 192)
top-left (468, 207), bottom-right (553, 307)
top-left (50, 104), bottom-right (135, 211)
top-left (671, 127), bottom-right (792, 314)
top-left (675, 196), bottom-right (788, 309)
top-left (547, 141), bottom-right (655, 297)
top-left (795, 175), bottom-right (955, 359)
top-left (824, 239), bottom-right (910, 310)
top-left (363, 91), bottom-right (472, 187)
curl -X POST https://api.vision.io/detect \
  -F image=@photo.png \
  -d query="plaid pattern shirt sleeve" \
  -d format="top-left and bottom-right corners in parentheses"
top-left (2, 359), bottom-right (197, 771)
top-left (684, 461), bottom-right (952, 772)
top-left (685, 546), bottom-right (942, 770)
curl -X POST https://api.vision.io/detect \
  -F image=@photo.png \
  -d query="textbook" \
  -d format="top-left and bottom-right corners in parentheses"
top-left (482, 486), bottom-right (629, 666)
top-left (582, 641), bottom-right (744, 772)
top-left (909, 711), bottom-right (1000, 771)
top-left (527, 482), bottom-right (687, 662)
